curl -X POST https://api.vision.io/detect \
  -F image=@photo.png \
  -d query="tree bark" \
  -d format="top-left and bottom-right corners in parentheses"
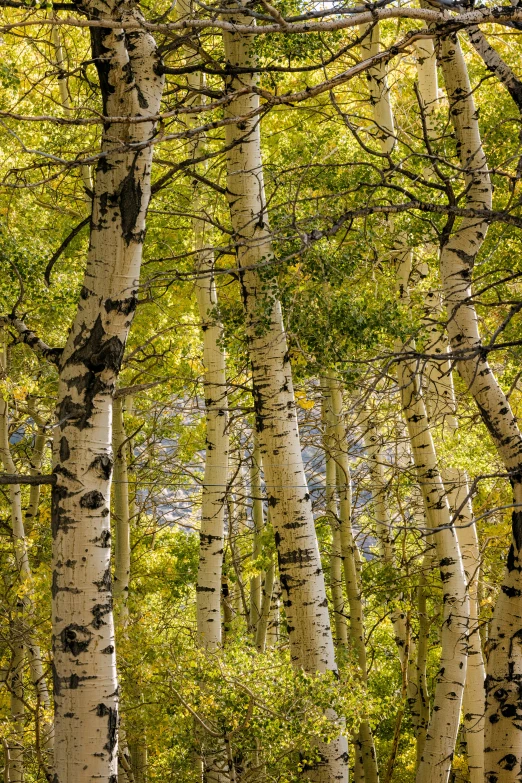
top-left (222, 10), bottom-right (348, 779)
top-left (322, 380), bottom-right (348, 651)
top-left (328, 375), bottom-right (379, 783)
top-left (50, 11), bottom-right (164, 782)
top-left (436, 32), bottom-right (522, 783)
top-left (396, 252), bottom-right (469, 783)
top-left (113, 396), bottom-right (130, 623)
top-left (249, 433), bottom-right (264, 635)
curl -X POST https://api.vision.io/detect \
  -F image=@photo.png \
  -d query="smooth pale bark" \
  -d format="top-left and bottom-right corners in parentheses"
top-left (0, 347), bottom-right (53, 759)
top-left (113, 396), bottom-right (130, 622)
top-left (266, 574), bottom-right (281, 648)
top-left (415, 567), bottom-right (431, 768)
top-left (359, 23), bottom-right (395, 152)
top-left (419, 229), bottom-right (485, 783)
top-left (187, 83), bottom-right (230, 648)
top-left (8, 629), bottom-right (24, 783)
top-left (328, 375), bottom-right (379, 783)
top-left (250, 434), bottom-right (264, 634)
top-left (322, 381), bottom-right (348, 650)
top-left (177, 0), bottom-right (230, 657)
top-left (444, 471), bottom-right (485, 783)
top-left (420, 263), bottom-right (485, 783)
top-left (51, 12), bottom-right (164, 782)
top-left (25, 400), bottom-right (46, 534)
top-left (395, 254), bottom-right (469, 783)
top-left (223, 10), bottom-right (347, 780)
top-left (437, 33), bottom-right (522, 783)
top-left (255, 558), bottom-right (275, 653)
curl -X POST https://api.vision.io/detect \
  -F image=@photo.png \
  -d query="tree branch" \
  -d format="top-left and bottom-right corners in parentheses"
top-left (0, 474), bottom-right (56, 486)
top-left (0, 316), bottom-right (62, 365)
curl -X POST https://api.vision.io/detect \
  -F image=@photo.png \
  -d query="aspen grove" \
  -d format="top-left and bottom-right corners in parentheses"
top-left (3, 0), bottom-right (522, 781)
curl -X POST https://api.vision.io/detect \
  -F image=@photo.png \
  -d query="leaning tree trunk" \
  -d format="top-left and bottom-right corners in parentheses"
top-left (50, 11), bottom-right (164, 783)
top-left (437, 32), bottom-right (522, 783)
top-left (222, 8), bottom-right (347, 780)
top-left (395, 252), bottom-right (469, 783)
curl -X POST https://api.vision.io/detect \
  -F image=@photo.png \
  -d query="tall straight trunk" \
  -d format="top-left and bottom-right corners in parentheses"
top-left (250, 433), bottom-right (264, 634)
top-left (444, 471), bottom-right (485, 783)
top-left (420, 251), bottom-right (485, 783)
top-left (359, 23), bottom-right (395, 152)
top-left (8, 626), bottom-right (24, 783)
top-left (222, 11), bottom-right (347, 780)
top-left (25, 400), bottom-right (46, 535)
top-left (255, 558), bottom-right (275, 653)
top-left (113, 396), bottom-right (130, 622)
top-left (266, 573), bottom-right (281, 648)
top-left (415, 567), bottom-right (431, 768)
top-left (192, 149), bottom-right (230, 649)
top-left (176, 0), bottom-right (230, 646)
top-left (322, 381), bottom-right (348, 650)
top-left (415, 31), bottom-right (485, 782)
top-left (50, 12), bottom-right (164, 782)
top-left (395, 253), bottom-right (469, 783)
top-left (0, 344), bottom-right (53, 760)
top-left (436, 32), bottom-right (522, 783)
top-left (328, 375), bottom-right (379, 783)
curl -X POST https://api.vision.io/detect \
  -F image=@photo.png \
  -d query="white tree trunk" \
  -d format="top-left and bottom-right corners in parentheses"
top-left (24, 400), bottom-right (47, 534)
top-left (113, 396), bottom-right (130, 623)
top-left (322, 381), bottom-right (348, 650)
top-left (176, 0), bottom-right (230, 647)
top-left (8, 628), bottom-right (24, 783)
top-left (255, 558), bottom-right (275, 653)
top-left (222, 12), bottom-right (347, 779)
top-left (437, 33), bottom-right (522, 783)
top-left (51, 13), bottom-right (164, 783)
top-left (328, 375), bottom-right (379, 783)
top-left (359, 24), bottom-right (395, 152)
top-left (250, 433), bottom-right (264, 634)
top-left (0, 345), bottom-right (53, 761)
top-left (396, 253), bottom-right (469, 783)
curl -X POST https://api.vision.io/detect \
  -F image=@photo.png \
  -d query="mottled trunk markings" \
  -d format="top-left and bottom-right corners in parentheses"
top-left (222, 10), bottom-right (347, 781)
top-left (51, 8), bottom-right (164, 783)
top-left (437, 32), bottom-right (522, 783)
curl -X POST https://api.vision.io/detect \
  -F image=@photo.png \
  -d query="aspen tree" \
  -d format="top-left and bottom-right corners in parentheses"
top-left (396, 252), bottom-right (469, 783)
top-left (222, 7), bottom-right (348, 779)
top-left (322, 380), bottom-right (348, 650)
top-left (413, 41), bottom-right (486, 780)
top-left (266, 574), bottom-right (281, 648)
top-left (255, 558), bottom-right (275, 653)
top-left (249, 434), bottom-right (264, 635)
top-left (328, 374), bottom-right (379, 783)
top-left (24, 400), bottom-right (46, 535)
top-left (8, 628), bottom-right (24, 783)
top-left (113, 396), bottom-right (130, 622)
top-left (0, 343), bottom-right (53, 761)
top-left (50, 8), bottom-right (164, 781)
top-left (434, 32), bottom-right (522, 783)
top-left (359, 24), bottom-right (395, 152)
